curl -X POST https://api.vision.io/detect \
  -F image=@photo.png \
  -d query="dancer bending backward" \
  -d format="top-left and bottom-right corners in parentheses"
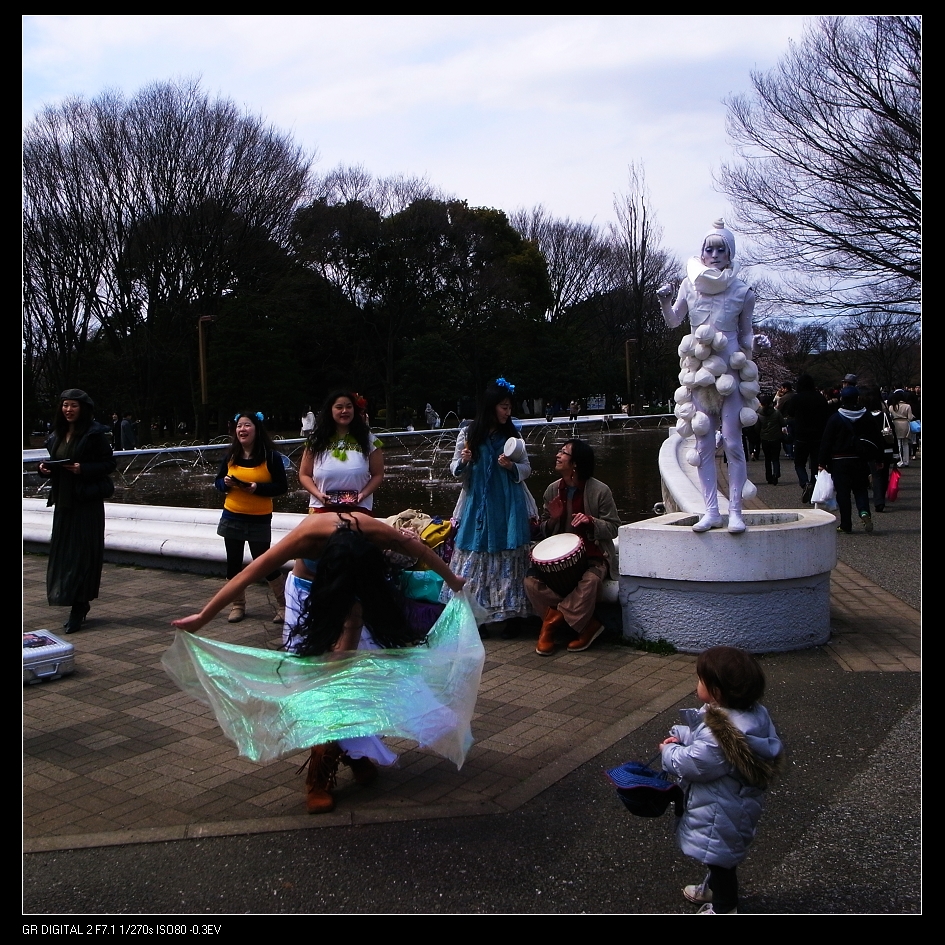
top-left (172, 511), bottom-right (466, 814)
top-left (658, 220), bottom-right (759, 534)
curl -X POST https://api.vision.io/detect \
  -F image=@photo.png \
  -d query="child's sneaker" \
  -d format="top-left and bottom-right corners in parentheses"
top-left (683, 882), bottom-right (712, 904)
top-left (696, 902), bottom-right (737, 914)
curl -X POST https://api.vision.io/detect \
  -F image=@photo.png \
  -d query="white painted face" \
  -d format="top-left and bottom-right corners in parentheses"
top-left (701, 236), bottom-right (731, 270)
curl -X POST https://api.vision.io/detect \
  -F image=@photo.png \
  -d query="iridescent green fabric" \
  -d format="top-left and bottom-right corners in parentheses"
top-left (162, 594), bottom-right (483, 766)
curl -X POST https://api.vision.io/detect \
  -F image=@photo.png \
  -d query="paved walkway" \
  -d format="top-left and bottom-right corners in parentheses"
top-left (23, 467), bottom-right (920, 854)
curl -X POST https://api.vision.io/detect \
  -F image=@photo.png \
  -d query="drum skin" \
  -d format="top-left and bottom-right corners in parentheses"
top-left (531, 534), bottom-right (586, 597)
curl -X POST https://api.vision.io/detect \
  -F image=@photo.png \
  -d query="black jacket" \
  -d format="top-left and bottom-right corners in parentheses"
top-left (819, 408), bottom-right (883, 469)
top-left (42, 421), bottom-right (117, 507)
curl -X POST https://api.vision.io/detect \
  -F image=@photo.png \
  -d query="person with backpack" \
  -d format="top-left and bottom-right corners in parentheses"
top-left (818, 387), bottom-right (884, 534)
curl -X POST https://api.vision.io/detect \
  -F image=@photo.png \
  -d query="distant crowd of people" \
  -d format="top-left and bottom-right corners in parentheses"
top-left (746, 375), bottom-right (918, 534)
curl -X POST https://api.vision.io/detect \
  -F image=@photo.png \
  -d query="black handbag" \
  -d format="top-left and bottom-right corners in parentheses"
top-left (74, 475), bottom-right (115, 501)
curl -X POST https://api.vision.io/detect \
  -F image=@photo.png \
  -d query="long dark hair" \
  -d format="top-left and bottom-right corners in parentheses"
top-left (225, 412), bottom-right (275, 465)
top-left (307, 390), bottom-right (371, 457)
top-left (464, 382), bottom-right (521, 461)
top-left (287, 523), bottom-right (417, 656)
top-left (52, 394), bottom-right (94, 440)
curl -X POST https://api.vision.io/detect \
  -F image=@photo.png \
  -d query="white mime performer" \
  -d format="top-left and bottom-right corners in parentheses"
top-left (657, 220), bottom-right (759, 534)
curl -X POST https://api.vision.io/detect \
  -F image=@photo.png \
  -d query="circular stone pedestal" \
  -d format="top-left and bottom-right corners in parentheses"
top-left (618, 510), bottom-right (837, 653)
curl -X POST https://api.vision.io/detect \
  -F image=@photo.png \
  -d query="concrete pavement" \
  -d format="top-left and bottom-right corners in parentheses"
top-left (23, 456), bottom-right (920, 913)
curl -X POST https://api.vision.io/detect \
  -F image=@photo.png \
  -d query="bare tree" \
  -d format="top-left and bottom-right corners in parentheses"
top-left (23, 80), bottom-right (312, 436)
top-left (827, 312), bottom-right (921, 391)
top-left (608, 165), bottom-right (679, 405)
top-left (314, 164), bottom-right (443, 217)
top-left (751, 317), bottom-right (827, 390)
top-left (717, 16), bottom-right (920, 315)
top-left (509, 205), bottom-right (611, 324)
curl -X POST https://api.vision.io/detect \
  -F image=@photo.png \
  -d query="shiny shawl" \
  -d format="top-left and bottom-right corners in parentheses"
top-left (162, 593), bottom-right (483, 767)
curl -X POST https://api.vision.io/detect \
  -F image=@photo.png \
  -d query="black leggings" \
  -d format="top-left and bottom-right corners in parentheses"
top-left (708, 864), bottom-right (738, 913)
top-left (224, 539), bottom-right (280, 583)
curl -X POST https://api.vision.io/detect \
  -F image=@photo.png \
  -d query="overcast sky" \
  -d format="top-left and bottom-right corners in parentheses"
top-left (22, 15), bottom-right (810, 268)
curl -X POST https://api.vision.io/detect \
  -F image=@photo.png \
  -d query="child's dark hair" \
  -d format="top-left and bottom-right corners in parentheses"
top-left (288, 522), bottom-right (419, 656)
top-left (696, 646), bottom-right (766, 710)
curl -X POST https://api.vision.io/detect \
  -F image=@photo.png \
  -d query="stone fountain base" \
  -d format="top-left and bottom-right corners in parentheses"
top-left (618, 509), bottom-right (836, 653)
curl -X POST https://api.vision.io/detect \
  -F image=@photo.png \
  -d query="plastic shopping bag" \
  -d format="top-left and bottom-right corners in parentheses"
top-left (886, 467), bottom-right (901, 503)
top-left (810, 470), bottom-right (837, 511)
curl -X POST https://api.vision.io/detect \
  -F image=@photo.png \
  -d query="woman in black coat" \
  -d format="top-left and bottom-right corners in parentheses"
top-left (37, 389), bottom-right (116, 633)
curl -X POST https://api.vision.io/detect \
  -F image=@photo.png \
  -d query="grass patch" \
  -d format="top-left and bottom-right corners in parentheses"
top-left (618, 635), bottom-right (678, 655)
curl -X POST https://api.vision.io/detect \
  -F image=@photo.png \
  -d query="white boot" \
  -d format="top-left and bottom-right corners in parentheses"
top-left (693, 512), bottom-right (725, 533)
top-left (727, 478), bottom-right (746, 534)
top-left (694, 467), bottom-right (724, 532)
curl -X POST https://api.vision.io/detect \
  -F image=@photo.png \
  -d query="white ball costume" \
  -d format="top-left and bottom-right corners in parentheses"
top-left (660, 221), bottom-right (757, 534)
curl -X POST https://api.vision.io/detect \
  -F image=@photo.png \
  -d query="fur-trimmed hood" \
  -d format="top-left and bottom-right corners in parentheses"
top-left (704, 705), bottom-right (783, 789)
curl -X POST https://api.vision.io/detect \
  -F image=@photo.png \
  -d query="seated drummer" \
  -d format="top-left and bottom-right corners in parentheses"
top-left (526, 440), bottom-right (620, 656)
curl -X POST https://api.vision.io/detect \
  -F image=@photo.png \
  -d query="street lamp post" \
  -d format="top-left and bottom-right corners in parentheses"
top-left (625, 338), bottom-right (637, 414)
top-left (197, 315), bottom-right (214, 442)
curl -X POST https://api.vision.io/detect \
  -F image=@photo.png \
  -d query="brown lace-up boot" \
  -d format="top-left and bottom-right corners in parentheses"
top-left (302, 743), bottom-right (342, 813)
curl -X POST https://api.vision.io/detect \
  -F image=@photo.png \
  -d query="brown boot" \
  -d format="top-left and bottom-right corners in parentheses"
top-left (267, 574), bottom-right (286, 625)
top-left (301, 743), bottom-right (342, 813)
top-left (567, 617), bottom-right (604, 652)
top-left (227, 591), bottom-right (246, 623)
top-left (341, 753), bottom-right (379, 786)
top-left (536, 608), bottom-right (565, 656)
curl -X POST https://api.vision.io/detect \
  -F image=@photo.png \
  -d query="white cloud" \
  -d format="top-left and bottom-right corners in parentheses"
top-left (23, 14), bottom-right (809, 264)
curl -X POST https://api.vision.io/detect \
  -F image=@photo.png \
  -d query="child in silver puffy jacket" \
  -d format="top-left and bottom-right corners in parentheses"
top-left (660, 646), bottom-right (783, 914)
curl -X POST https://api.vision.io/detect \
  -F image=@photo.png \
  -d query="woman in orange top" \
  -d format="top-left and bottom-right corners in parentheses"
top-left (214, 412), bottom-right (288, 623)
